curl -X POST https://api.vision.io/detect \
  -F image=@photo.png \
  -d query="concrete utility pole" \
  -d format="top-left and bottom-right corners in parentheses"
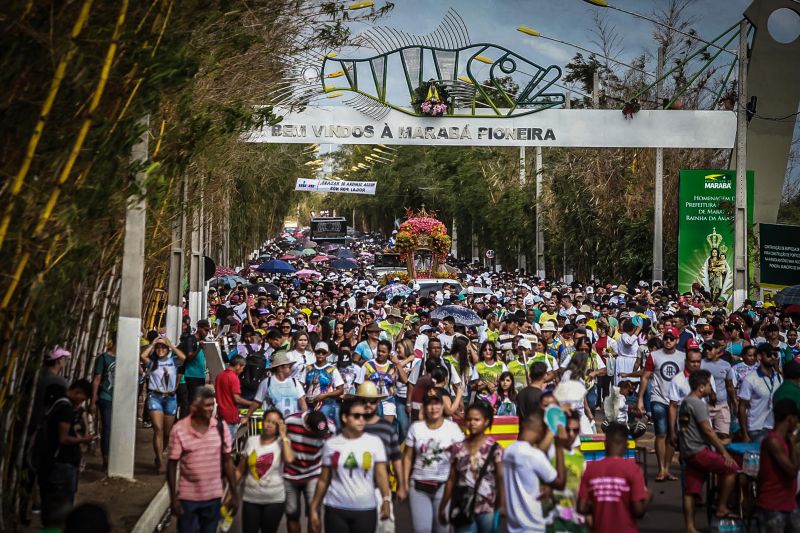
top-left (165, 176), bottom-right (186, 343)
top-left (653, 46), bottom-right (666, 285)
top-left (733, 20), bottom-right (749, 309)
top-left (188, 191), bottom-right (204, 322)
top-left (109, 117), bottom-right (148, 480)
top-left (535, 145), bottom-right (545, 279)
top-left (518, 146), bottom-right (526, 271)
top-left (592, 71), bottom-right (600, 108)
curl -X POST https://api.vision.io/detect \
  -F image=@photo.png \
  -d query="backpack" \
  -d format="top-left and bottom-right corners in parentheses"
top-left (240, 343), bottom-right (268, 395)
top-left (30, 397), bottom-right (72, 472)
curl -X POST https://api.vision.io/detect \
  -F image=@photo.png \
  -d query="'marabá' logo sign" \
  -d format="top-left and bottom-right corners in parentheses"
top-left (703, 173), bottom-right (732, 189)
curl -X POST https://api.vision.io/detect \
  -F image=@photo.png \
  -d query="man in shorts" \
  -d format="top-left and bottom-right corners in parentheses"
top-left (637, 327), bottom-right (685, 481)
top-left (678, 370), bottom-right (738, 533)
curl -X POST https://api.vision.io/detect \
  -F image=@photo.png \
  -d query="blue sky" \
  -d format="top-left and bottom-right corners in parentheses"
top-left (335, 0), bottom-right (799, 188)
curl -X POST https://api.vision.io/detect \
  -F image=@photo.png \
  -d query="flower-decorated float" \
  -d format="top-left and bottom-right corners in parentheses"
top-left (394, 208), bottom-right (452, 279)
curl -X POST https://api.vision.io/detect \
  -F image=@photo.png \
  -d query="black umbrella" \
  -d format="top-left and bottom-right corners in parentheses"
top-left (430, 305), bottom-right (483, 327)
top-left (775, 285), bottom-right (800, 306)
top-left (337, 248), bottom-right (355, 259)
top-left (243, 282), bottom-right (281, 297)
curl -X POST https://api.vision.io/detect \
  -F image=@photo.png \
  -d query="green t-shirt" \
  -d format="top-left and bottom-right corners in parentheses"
top-left (472, 360), bottom-right (506, 386)
top-left (506, 359), bottom-right (529, 391)
top-left (773, 380), bottom-right (800, 411)
top-left (183, 346), bottom-right (206, 379)
top-left (93, 352), bottom-right (116, 401)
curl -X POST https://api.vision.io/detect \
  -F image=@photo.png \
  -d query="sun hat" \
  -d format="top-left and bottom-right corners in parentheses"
top-left (540, 322), bottom-right (557, 333)
top-left (614, 284), bottom-right (631, 296)
top-left (388, 307), bottom-right (403, 319)
top-left (270, 351), bottom-right (293, 369)
top-left (355, 381), bottom-right (387, 399)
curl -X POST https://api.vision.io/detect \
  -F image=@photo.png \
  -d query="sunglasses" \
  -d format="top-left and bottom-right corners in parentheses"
top-left (348, 412), bottom-right (368, 420)
top-left (363, 399), bottom-right (379, 405)
top-left (663, 336), bottom-right (676, 341)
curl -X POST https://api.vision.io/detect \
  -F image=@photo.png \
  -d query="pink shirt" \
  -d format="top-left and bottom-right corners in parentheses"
top-left (168, 416), bottom-right (232, 501)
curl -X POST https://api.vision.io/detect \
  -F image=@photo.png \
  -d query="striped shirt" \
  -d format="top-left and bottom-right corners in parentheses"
top-left (363, 419), bottom-right (402, 461)
top-left (283, 413), bottom-right (333, 483)
top-left (168, 416), bottom-right (232, 502)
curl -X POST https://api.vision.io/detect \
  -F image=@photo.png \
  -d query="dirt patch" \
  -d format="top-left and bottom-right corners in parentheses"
top-left (22, 425), bottom-right (166, 533)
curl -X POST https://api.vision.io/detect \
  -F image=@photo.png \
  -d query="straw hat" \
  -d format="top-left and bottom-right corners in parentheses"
top-left (354, 381), bottom-right (387, 399)
top-left (270, 351), bottom-right (293, 369)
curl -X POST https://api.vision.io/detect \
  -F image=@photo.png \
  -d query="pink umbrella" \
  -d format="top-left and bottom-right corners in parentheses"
top-left (311, 255), bottom-right (330, 263)
top-left (296, 269), bottom-right (321, 278)
top-left (279, 255), bottom-right (295, 261)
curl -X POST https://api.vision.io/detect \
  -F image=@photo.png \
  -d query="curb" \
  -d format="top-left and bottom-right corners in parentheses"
top-left (132, 482), bottom-right (170, 533)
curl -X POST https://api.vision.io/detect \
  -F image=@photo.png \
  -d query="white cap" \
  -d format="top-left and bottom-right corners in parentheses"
top-left (518, 338), bottom-right (532, 350)
top-left (314, 341), bottom-right (330, 352)
top-left (575, 314), bottom-right (587, 322)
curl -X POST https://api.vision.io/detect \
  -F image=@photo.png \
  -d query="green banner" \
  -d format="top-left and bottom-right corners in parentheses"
top-left (678, 170), bottom-right (754, 303)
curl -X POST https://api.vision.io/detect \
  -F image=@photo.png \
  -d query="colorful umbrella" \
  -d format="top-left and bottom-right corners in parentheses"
top-left (301, 248), bottom-right (316, 256)
top-left (303, 240), bottom-right (318, 248)
top-left (278, 255), bottom-right (295, 261)
top-left (311, 255), bottom-right (331, 263)
top-left (330, 258), bottom-right (359, 270)
top-left (256, 259), bottom-right (296, 274)
top-left (286, 249), bottom-right (303, 256)
top-left (378, 284), bottom-right (412, 299)
top-left (430, 305), bottom-right (483, 327)
top-left (296, 269), bottom-right (322, 278)
top-left (214, 265), bottom-right (238, 277)
top-left (323, 243), bottom-right (340, 252)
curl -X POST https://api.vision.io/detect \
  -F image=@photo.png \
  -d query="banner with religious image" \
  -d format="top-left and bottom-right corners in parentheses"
top-left (677, 169), bottom-right (754, 304)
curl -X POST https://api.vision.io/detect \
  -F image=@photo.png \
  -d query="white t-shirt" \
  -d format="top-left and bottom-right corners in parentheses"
top-left (667, 371), bottom-right (717, 404)
top-left (338, 364), bottom-right (365, 397)
top-left (413, 334), bottom-right (429, 358)
top-left (404, 419), bottom-right (464, 482)
top-left (503, 440), bottom-right (557, 533)
top-left (242, 436), bottom-right (285, 504)
top-left (738, 369), bottom-right (783, 432)
top-left (644, 349), bottom-right (686, 405)
top-left (286, 349), bottom-right (314, 381)
top-left (408, 358), bottom-right (462, 388)
top-left (322, 433), bottom-right (387, 510)
top-left (254, 376), bottom-right (305, 418)
top-left (438, 333), bottom-right (454, 353)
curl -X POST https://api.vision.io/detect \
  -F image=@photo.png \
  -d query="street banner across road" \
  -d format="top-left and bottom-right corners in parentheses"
top-left (247, 106), bottom-right (737, 148)
top-left (759, 223), bottom-right (800, 302)
top-left (677, 170), bottom-right (754, 304)
top-left (295, 178), bottom-right (377, 195)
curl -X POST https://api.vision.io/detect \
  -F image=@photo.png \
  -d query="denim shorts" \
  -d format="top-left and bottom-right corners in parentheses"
top-left (147, 391), bottom-right (177, 416)
top-left (651, 401), bottom-right (669, 435)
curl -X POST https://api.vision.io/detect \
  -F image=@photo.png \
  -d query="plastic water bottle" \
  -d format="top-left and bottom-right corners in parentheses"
top-left (742, 451), bottom-right (760, 477)
top-left (717, 518), bottom-right (743, 532)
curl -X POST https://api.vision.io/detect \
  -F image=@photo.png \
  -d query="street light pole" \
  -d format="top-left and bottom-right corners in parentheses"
top-left (733, 20), bottom-right (749, 309)
top-left (653, 46), bottom-right (665, 285)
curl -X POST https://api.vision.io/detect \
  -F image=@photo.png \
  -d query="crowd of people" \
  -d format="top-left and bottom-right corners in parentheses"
top-left (29, 232), bottom-right (800, 533)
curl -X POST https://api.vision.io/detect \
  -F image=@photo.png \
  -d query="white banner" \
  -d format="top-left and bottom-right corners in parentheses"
top-left (295, 178), bottom-right (377, 195)
top-left (246, 106), bottom-right (736, 149)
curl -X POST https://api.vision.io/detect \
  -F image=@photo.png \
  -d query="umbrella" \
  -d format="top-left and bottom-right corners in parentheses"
top-left (337, 248), bottom-right (355, 259)
top-left (430, 305), bottom-right (483, 327)
top-left (256, 259), bottom-right (296, 274)
top-left (775, 285), bottom-right (800, 306)
top-left (214, 265), bottom-right (238, 277)
top-left (378, 284), bottom-right (413, 299)
top-left (278, 255), bottom-right (295, 261)
top-left (330, 258), bottom-right (359, 270)
top-left (244, 282), bottom-right (281, 296)
top-left (286, 249), bottom-right (303, 256)
top-left (323, 243), bottom-right (340, 252)
top-left (441, 263), bottom-right (461, 274)
top-left (301, 248), bottom-right (316, 256)
top-left (296, 269), bottom-right (321, 278)
top-left (311, 255), bottom-right (331, 263)
top-left (209, 275), bottom-right (246, 289)
top-left (303, 240), bottom-right (318, 248)
top-left (283, 235), bottom-right (296, 242)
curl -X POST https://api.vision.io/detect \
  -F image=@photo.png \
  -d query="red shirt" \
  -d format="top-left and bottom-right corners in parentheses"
top-left (757, 431), bottom-right (797, 512)
top-left (214, 368), bottom-right (241, 424)
top-left (579, 456), bottom-right (648, 533)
